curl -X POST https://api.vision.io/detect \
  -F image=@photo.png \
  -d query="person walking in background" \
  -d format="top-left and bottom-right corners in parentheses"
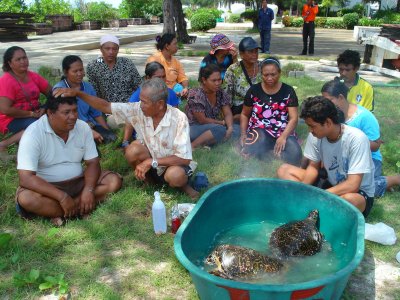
top-left (0, 46), bottom-right (51, 160)
top-left (337, 50), bottom-right (374, 111)
top-left (200, 33), bottom-right (237, 80)
top-left (300, 0), bottom-right (318, 55)
top-left (258, 0), bottom-right (274, 54)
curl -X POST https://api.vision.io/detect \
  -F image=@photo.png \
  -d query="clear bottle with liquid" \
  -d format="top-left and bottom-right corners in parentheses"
top-left (152, 191), bottom-right (167, 234)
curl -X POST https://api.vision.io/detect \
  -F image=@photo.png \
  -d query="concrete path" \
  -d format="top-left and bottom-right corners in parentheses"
top-left (0, 23), bottom-right (394, 84)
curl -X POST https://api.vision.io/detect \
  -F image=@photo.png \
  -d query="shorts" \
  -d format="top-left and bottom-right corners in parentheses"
top-left (148, 165), bottom-right (193, 185)
top-left (15, 170), bottom-right (121, 218)
top-left (359, 190), bottom-right (374, 218)
top-left (373, 159), bottom-right (387, 197)
top-left (7, 117), bottom-right (38, 133)
top-left (231, 104), bottom-right (243, 115)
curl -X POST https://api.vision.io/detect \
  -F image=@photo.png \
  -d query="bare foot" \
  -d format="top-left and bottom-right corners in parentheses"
top-left (50, 217), bottom-right (65, 227)
top-left (181, 184), bottom-right (200, 200)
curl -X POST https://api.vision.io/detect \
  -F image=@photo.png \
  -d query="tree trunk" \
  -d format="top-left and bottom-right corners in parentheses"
top-left (397, 0), bottom-right (400, 12)
top-left (173, 0), bottom-right (190, 44)
top-left (163, 0), bottom-right (175, 35)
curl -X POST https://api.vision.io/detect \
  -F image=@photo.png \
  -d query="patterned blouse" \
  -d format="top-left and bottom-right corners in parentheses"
top-left (86, 56), bottom-right (142, 103)
top-left (222, 61), bottom-right (262, 107)
top-left (244, 82), bottom-right (298, 138)
top-left (185, 88), bottom-right (231, 125)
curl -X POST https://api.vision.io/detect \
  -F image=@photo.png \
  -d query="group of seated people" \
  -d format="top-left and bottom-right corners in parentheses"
top-left (0, 32), bottom-right (399, 226)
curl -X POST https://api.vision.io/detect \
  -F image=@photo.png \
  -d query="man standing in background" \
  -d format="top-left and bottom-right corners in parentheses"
top-left (258, 0), bottom-right (274, 54)
top-left (300, 0), bottom-right (318, 56)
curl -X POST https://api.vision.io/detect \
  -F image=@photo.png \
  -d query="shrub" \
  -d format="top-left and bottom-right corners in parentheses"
top-left (193, 8), bottom-right (222, 20)
top-left (315, 17), bottom-right (327, 28)
top-left (191, 12), bottom-right (217, 32)
top-left (291, 17), bottom-right (303, 27)
top-left (358, 17), bottom-right (383, 27)
top-left (183, 7), bottom-right (194, 20)
top-left (375, 9), bottom-right (400, 24)
top-left (282, 15), bottom-right (292, 27)
top-left (343, 13), bottom-right (359, 29)
top-left (228, 13), bottom-right (242, 23)
top-left (282, 62), bottom-right (305, 77)
top-left (325, 18), bottom-right (346, 29)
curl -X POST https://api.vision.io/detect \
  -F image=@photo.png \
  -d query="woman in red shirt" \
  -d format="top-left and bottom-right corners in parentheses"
top-left (0, 46), bottom-right (51, 159)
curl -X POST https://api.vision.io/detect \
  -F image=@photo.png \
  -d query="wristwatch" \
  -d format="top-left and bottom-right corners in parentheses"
top-left (151, 158), bottom-right (158, 169)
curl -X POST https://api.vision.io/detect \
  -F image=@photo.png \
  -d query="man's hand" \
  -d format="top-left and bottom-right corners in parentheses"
top-left (135, 158), bottom-right (152, 181)
top-left (53, 88), bottom-right (78, 98)
top-left (59, 193), bottom-right (77, 218)
top-left (79, 188), bottom-right (96, 215)
top-left (92, 130), bottom-right (103, 143)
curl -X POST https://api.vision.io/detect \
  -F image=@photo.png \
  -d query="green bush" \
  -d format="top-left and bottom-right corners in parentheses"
top-left (191, 12), bottom-right (217, 32)
top-left (343, 13), bottom-right (359, 29)
top-left (228, 13), bottom-right (242, 23)
top-left (337, 5), bottom-right (364, 18)
top-left (291, 17), bottom-right (303, 27)
top-left (358, 17), bottom-right (383, 27)
top-left (315, 17), bottom-right (327, 28)
top-left (184, 7), bottom-right (194, 20)
top-left (325, 18), bottom-right (346, 29)
top-left (192, 8), bottom-right (222, 20)
top-left (282, 62), bottom-right (305, 76)
top-left (375, 10), bottom-right (400, 24)
top-left (241, 9), bottom-right (257, 21)
top-left (282, 15), bottom-right (292, 27)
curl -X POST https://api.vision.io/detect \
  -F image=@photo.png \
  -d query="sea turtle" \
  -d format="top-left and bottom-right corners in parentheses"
top-left (204, 244), bottom-right (283, 280)
top-left (269, 210), bottom-right (323, 257)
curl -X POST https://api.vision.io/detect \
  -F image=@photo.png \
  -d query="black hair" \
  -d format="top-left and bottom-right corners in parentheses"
top-left (45, 95), bottom-right (77, 113)
top-left (300, 96), bottom-right (340, 125)
top-left (198, 64), bottom-right (221, 82)
top-left (261, 56), bottom-right (281, 72)
top-left (321, 78), bottom-right (349, 99)
top-left (156, 33), bottom-right (176, 51)
top-left (61, 55), bottom-right (83, 80)
top-left (144, 61), bottom-right (165, 78)
top-left (337, 50), bottom-right (361, 69)
top-left (2, 46), bottom-right (26, 72)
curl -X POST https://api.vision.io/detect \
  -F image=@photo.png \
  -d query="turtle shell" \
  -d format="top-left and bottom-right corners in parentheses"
top-left (269, 210), bottom-right (323, 257)
top-left (205, 244), bottom-right (283, 280)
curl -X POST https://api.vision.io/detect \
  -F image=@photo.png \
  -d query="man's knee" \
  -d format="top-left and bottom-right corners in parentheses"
top-left (100, 172), bottom-right (123, 193)
top-left (18, 190), bottom-right (43, 211)
top-left (164, 167), bottom-right (188, 187)
top-left (124, 141), bottom-right (149, 165)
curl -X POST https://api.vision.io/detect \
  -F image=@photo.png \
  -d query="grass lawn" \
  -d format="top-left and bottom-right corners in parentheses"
top-left (1, 75), bottom-right (399, 299)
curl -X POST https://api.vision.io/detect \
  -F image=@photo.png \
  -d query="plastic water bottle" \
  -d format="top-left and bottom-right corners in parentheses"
top-left (152, 191), bottom-right (167, 234)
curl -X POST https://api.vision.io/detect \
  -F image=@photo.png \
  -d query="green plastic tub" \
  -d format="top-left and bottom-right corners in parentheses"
top-left (174, 178), bottom-right (365, 300)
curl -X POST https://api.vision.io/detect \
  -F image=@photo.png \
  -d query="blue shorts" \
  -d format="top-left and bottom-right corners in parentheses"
top-left (373, 159), bottom-right (387, 197)
top-left (7, 117), bottom-right (37, 133)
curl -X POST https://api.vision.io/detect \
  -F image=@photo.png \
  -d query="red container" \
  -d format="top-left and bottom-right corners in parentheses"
top-left (171, 217), bottom-right (181, 234)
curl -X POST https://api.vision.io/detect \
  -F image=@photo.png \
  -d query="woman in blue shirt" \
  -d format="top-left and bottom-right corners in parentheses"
top-left (54, 55), bottom-right (116, 144)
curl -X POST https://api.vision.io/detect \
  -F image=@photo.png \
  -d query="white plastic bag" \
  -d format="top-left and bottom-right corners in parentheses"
top-left (365, 222), bottom-right (397, 245)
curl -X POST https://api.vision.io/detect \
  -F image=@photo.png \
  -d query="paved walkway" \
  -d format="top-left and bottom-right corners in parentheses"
top-left (0, 23), bottom-right (394, 84)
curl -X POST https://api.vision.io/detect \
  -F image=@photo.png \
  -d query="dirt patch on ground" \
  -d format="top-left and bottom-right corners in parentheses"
top-left (345, 250), bottom-right (400, 299)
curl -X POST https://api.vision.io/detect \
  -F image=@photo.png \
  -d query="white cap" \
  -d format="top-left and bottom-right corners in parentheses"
top-left (100, 35), bottom-right (119, 46)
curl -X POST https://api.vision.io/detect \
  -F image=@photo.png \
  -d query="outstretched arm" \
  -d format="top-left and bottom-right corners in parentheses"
top-left (53, 88), bottom-right (112, 114)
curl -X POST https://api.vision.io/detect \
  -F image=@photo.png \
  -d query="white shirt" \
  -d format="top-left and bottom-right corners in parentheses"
top-left (111, 102), bottom-right (194, 175)
top-left (304, 125), bottom-right (375, 197)
top-left (17, 115), bottom-right (98, 182)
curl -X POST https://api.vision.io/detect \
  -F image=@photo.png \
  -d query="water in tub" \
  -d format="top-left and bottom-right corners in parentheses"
top-left (196, 221), bottom-right (341, 284)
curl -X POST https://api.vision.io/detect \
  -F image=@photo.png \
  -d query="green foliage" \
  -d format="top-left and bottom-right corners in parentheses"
top-left (13, 269), bottom-right (40, 287)
top-left (291, 17), bottom-right (303, 27)
top-left (315, 17), bottom-right (327, 27)
top-left (27, 0), bottom-right (72, 23)
top-left (343, 12), bottom-right (359, 29)
top-left (325, 18), bottom-right (346, 29)
top-left (359, 17), bottom-right (383, 27)
top-left (282, 15), bottom-right (292, 27)
top-left (190, 12), bottom-right (216, 32)
top-left (228, 13), bottom-right (241, 23)
top-left (191, 8), bottom-right (222, 20)
top-left (39, 274), bottom-right (69, 295)
top-left (241, 9), bottom-right (257, 21)
top-left (281, 62), bottom-right (305, 76)
top-left (183, 7), bottom-right (195, 20)
top-left (0, 0), bottom-right (27, 13)
top-left (86, 2), bottom-right (118, 23)
top-left (375, 10), bottom-right (400, 24)
top-left (119, 0), bottom-right (162, 18)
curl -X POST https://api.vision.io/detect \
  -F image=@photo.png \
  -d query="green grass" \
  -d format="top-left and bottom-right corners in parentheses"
top-left (1, 76), bottom-right (400, 299)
